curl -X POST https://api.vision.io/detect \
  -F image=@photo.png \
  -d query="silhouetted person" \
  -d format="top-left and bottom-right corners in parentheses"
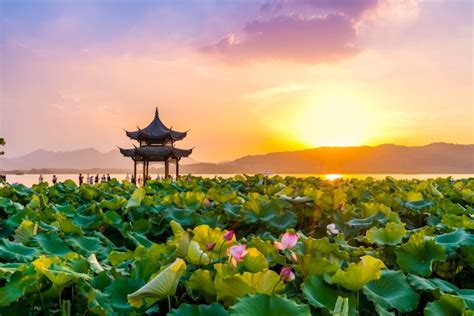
top-left (107, 174), bottom-right (111, 181)
top-left (125, 173), bottom-right (130, 182)
top-left (94, 174), bottom-right (99, 183)
top-left (39, 175), bottom-right (44, 183)
top-left (137, 175), bottom-right (142, 185)
top-left (131, 175), bottom-right (135, 184)
top-left (78, 173), bottom-right (84, 186)
top-left (52, 175), bottom-right (57, 184)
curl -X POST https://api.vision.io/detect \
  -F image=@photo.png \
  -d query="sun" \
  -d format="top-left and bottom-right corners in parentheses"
top-left (291, 95), bottom-right (378, 148)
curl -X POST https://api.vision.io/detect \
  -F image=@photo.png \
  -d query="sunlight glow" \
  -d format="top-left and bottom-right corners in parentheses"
top-left (290, 93), bottom-right (380, 148)
top-left (325, 174), bottom-right (343, 181)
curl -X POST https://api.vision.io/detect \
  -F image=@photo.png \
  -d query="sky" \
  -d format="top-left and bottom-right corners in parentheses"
top-left (0, 0), bottom-right (472, 162)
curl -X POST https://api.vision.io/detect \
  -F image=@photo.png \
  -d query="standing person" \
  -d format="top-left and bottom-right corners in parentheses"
top-left (125, 173), bottom-right (130, 182)
top-left (131, 174), bottom-right (135, 184)
top-left (89, 175), bottom-right (94, 184)
top-left (52, 175), bottom-right (57, 184)
top-left (94, 174), bottom-right (99, 183)
top-left (78, 173), bottom-right (84, 186)
top-left (100, 174), bottom-right (106, 183)
top-left (106, 174), bottom-right (111, 182)
top-left (137, 175), bottom-right (142, 185)
top-left (39, 175), bottom-right (43, 183)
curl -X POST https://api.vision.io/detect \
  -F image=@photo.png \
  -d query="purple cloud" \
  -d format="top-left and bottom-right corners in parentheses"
top-left (203, 13), bottom-right (359, 64)
top-left (260, 0), bottom-right (379, 19)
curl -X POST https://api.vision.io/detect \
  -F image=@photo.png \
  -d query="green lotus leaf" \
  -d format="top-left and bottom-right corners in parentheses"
top-left (406, 274), bottom-right (474, 309)
top-left (406, 191), bottom-right (423, 202)
top-left (330, 255), bottom-right (386, 291)
top-left (434, 229), bottom-right (474, 254)
top-left (100, 196), bottom-right (127, 211)
top-left (366, 222), bottom-right (406, 245)
top-left (187, 240), bottom-right (210, 265)
top-left (249, 237), bottom-right (286, 266)
top-left (424, 294), bottom-right (466, 316)
top-left (302, 275), bottom-right (356, 315)
top-left (169, 303), bottom-right (228, 316)
top-left (170, 220), bottom-right (185, 236)
top-left (54, 213), bottom-right (83, 235)
top-left (27, 194), bottom-right (47, 209)
top-left (13, 220), bottom-right (38, 244)
top-left (126, 188), bottom-right (145, 209)
top-left (163, 207), bottom-right (196, 226)
top-left (296, 255), bottom-right (340, 277)
top-left (0, 238), bottom-right (39, 262)
top-left (229, 294), bottom-right (310, 316)
top-left (362, 270), bottom-right (420, 313)
top-left (441, 214), bottom-right (474, 230)
top-left (108, 246), bottom-right (148, 266)
top-left (104, 278), bottom-right (145, 313)
top-left (174, 231), bottom-right (194, 258)
top-left (32, 233), bottom-right (72, 256)
top-left (0, 271), bottom-right (38, 307)
top-left (187, 269), bottom-right (217, 303)
top-left (192, 225), bottom-right (233, 259)
top-left (216, 270), bottom-right (284, 306)
top-left (222, 203), bottom-right (241, 218)
top-left (242, 247), bottom-right (268, 273)
top-left (88, 254), bottom-right (105, 273)
top-left (395, 232), bottom-right (447, 276)
top-left (53, 204), bottom-right (76, 217)
top-left (361, 203), bottom-right (391, 218)
top-left (208, 186), bottom-right (238, 204)
top-left (0, 263), bottom-right (25, 281)
top-left (264, 210), bottom-right (297, 231)
top-left (103, 210), bottom-right (122, 226)
top-left (88, 288), bottom-right (114, 316)
top-left (64, 235), bottom-right (102, 255)
top-left (33, 255), bottom-right (91, 289)
top-left (128, 258), bottom-right (186, 308)
top-left (346, 212), bottom-right (387, 229)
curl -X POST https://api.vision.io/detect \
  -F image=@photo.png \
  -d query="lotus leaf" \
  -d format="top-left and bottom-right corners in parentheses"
top-left (330, 255), bottom-right (386, 291)
top-left (229, 294), bottom-right (310, 316)
top-left (366, 222), bottom-right (406, 245)
top-left (362, 269), bottom-right (420, 312)
top-left (424, 294), bottom-right (466, 316)
top-left (395, 232), bottom-right (447, 276)
top-left (127, 258), bottom-right (186, 308)
top-left (169, 303), bottom-right (228, 316)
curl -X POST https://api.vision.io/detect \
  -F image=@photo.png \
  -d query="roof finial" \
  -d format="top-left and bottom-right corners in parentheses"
top-left (155, 107), bottom-right (159, 117)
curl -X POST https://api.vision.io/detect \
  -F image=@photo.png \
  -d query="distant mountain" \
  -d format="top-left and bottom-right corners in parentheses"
top-left (1, 143), bottom-right (472, 174)
top-left (213, 143), bottom-right (473, 174)
top-left (0, 148), bottom-right (197, 172)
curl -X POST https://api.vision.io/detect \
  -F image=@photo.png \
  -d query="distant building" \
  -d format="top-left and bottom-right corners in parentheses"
top-left (119, 108), bottom-right (193, 183)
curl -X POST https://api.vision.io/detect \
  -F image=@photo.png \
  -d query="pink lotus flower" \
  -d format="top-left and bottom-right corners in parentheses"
top-left (227, 244), bottom-right (247, 267)
top-left (336, 202), bottom-right (344, 210)
top-left (206, 242), bottom-right (216, 251)
top-left (327, 223), bottom-right (339, 235)
top-left (280, 267), bottom-right (295, 282)
top-left (274, 232), bottom-right (298, 250)
top-left (203, 199), bottom-right (211, 208)
top-left (223, 230), bottom-right (235, 241)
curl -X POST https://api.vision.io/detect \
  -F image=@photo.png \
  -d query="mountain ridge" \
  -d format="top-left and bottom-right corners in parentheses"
top-left (0, 143), bottom-right (473, 174)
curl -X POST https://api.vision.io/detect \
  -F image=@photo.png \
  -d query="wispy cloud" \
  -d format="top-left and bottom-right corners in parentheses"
top-left (243, 84), bottom-right (312, 100)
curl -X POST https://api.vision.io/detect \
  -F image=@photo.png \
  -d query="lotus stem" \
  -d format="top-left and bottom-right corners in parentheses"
top-left (198, 251), bottom-right (204, 266)
top-left (167, 295), bottom-right (171, 312)
top-left (217, 242), bottom-right (225, 262)
top-left (271, 279), bottom-right (282, 294)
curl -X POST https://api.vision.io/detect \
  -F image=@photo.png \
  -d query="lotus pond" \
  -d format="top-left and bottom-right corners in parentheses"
top-left (0, 175), bottom-right (473, 315)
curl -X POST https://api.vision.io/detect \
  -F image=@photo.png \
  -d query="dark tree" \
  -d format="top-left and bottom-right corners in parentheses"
top-left (0, 138), bottom-right (4, 156)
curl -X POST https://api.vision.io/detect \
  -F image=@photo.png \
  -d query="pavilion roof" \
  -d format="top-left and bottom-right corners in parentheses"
top-left (125, 108), bottom-right (187, 142)
top-left (119, 145), bottom-right (193, 161)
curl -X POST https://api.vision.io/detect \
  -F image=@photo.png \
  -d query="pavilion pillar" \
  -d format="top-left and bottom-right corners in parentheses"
top-left (143, 161), bottom-right (146, 184)
top-left (175, 158), bottom-right (179, 179)
top-left (165, 159), bottom-right (169, 178)
top-left (133, 160), bottom-right (137, 184)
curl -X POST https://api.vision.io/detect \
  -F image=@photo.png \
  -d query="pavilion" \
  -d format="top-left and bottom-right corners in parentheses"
top-left (119, 108), bottom-right (193, 183)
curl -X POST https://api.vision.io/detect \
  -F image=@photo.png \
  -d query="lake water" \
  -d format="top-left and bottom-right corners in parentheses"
top-left (2, 173), bottom-right (473, 187)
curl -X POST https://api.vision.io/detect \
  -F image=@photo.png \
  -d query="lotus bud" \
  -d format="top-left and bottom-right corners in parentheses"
top-left (280, 267), bottom-right (295, 282)
top-left (203, 199), bottom-right (211, 207)
top-left (223, 230), bottom-right (235, 241)
top-left (280, 232), bottom-right (298, 250)
top-left (326, 223), bottom-right (339, 235)
top-left (336, 202), bottom-right (344, 210)
top-left (206, 242), bottom-right (216, 251)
